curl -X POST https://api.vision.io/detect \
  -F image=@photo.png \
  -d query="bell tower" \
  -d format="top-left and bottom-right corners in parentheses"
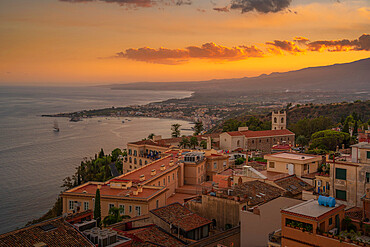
top-left (272, 110), bottom-right (286, 130)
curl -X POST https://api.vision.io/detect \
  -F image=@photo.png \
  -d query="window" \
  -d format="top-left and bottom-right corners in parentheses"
top-left (367, 151), bottom-right (370, 159)
top-left (269, 162), bottom-right (275, 168)
top-left (109, 203), bottom-right (114, 209)
top-left (69, 201), bottom-right (74, 210)
top-left (304, 164), bottom-right (308, 170)
top-left (259, 139), bottom-right (261, 143)
top-left (134, 158), bottom-right (137, 164)
top-left (198, 167), bottom-right (200, 173)
top-left (134, 150), bottom-right (137, 156)
top-left (335, 168), bottom-right (347, 180)
top-left (158, 181), bottom-right (160, 186)
top-left (156, 200), bottom-right (159, 208)
top-left (252, 140), bottom-right (254, 144)
top-left (145, 161), bottom-right (148, 165)
top-left (129, 157), bottom-right (132, 163)
top-left (366, 172), bottom-right (370, 183)
top-left (119, 205), bottom-right (125, 214)
top-left (326, 182), bottom-right (330, 190)
top-left (129, 149), bottom-right (132, 155)
top-left (213, 162), bottom-right (217, 169)
top-left (286, 164), bottom-right (288, 170)
top-left (168, 176), bottom-right (170, 183)
top-left (237, 140), bottom-right (240, 147)
top-left (84, 201), bottom-right (89, 211)
top-left (223, 161), bottom-right (227, 166)
top-left (135, 206), bottom-right (141, 216)
top-left (267, 139), bottom-right (269, 143)
top-left (163, 178), bottom-right (166, 185)
top-left (281, 117), bottom-right (284, 123)
top-left (129, 205), bottom-right (132, 213)
top-left (173, 173), bottom-right (175, 180)
top-left (329, 217), bottom-right (333, 225)
top-left (336, 189), bottom-right (347, 201)
top-left (274, 117), bottom-right (277, 123)
top-left (139, 159), bottom-right (142, 165)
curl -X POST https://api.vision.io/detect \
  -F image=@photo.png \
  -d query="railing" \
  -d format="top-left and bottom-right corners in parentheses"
top-left (268, 229), bottom-right (281, 245)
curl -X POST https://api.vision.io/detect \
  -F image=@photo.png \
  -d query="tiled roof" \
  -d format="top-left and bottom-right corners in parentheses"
top-left (226, 180), bottom-right (284, 206)
top-left (117, 225), bottom-right (186, 247)
top-left (150, 203), bottom-right (212, 232)
top-left (129, 139), bottom-right (170, 148)
top-left (226, 129), bottom-right (294, 138)
top-left (274, 175), bottom-right (313, 195)
top-left (118, 155), bottom-right (179, 183)
top-left (0, 217), bottom-right (94, 247)
top-left (64, 182), bottom-right (165, 199)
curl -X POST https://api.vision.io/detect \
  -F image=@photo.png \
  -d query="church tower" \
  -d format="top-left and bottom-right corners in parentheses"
top-left (272, 110), bottom-right (286, 130)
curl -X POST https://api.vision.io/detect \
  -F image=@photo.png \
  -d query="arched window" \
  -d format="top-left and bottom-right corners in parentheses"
top-left (139, 159), bottom-right (142, 165)
top-left (134, 158), bottom-right (137, 164)
top-left (129, 157), bottom-right (132, 163)
top-left (281, 117), bottom-right (284, 123)
top-left (237, 140), bottom-right (240, 147)
top-left (145, 160), bottom-right (148, 165)
top-left (274, 117), bottom-right (277, 123)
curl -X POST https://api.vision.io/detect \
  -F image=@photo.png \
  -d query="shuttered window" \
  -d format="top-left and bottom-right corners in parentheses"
top-left (336, 189), bottom-right (347, 201)
top-left (335, 168), bottom-right (347, 180)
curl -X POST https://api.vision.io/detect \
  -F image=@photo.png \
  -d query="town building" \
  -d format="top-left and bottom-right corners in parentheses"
top-left (271, 110), bottom-right (287, 130)
top-left (264, 152), bottom-right (322, 183)
top-left (60, 180), bottom-right (168, 219)
top-left (269, 198), bottom-right (357, 247)
top-left (240, 197), bottom-right (302, 247)
top-left (186, 180), bottom-right (284, 230)
top-left (219, 129), bottom-right (295, 153)
top-left (123, 139), bottom-right (170, 173)
top-left (351, 142), bottom-right (370, 164)
top-left (150, 202), bottom-right (212, 241)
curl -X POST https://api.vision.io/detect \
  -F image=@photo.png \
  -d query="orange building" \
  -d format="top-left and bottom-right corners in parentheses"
top-left (269, 199), bottom-right (353, 247)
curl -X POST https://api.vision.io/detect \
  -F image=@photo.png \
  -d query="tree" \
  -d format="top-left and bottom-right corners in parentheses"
top-left (353, 120), bottom-right (358, 136)
top-left (179, 137), bottom-right (190, 148)
top-left (99, 148), bottom-right (105, 158)
top-left (147, 133), bottom-right (155, 140)
top-left (200, 140), bottom-right (207, 149)
top-left (289, 116), bottom-right (334, 140)
top-left (194, 121), bottom-right (204, 135)
top-left (190, 136), bottom-right (199, 149)
top-left (296, 135), bottom-right (308, 148)
top-left (94, 189), bottom-right (101, 224)
top-left (111, 148), bottom-right (122, 162)
top-left (102, 207), bottom-right (129, 227)
top-left (235, 157), bottom-right (246, 166)
top-left (223, 119), bottom-right (243, 132)
top-left (342, 120), bottom-right (349, 133)
top-left (309, 130), bottom-right (350, 151)
top-left (171, 123), bottom-right (181, 138)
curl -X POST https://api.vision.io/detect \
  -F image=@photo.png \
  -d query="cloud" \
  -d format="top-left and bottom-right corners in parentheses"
top-left (213, 6), bottom-right (229, 12)
top-left (230, 0), bottom-right (292, 13)
top-left (112, 34), bottom-right (369, 65)
top-left (59, 0), bottom-right (192, 8)
top-left (307, 34), bottom-right (370, 52)
top-left (266, 40), bottom-right (304, 54)
top-left (115, 43), bottom-right (264, 64)
top-left (294, 36), bottom-right (309, 45)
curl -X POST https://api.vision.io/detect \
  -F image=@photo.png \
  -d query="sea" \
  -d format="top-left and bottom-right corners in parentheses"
top-left (0, 86), bottom-right (193, 234)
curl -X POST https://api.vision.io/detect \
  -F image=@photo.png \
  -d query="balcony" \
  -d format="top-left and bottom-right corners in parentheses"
top-left (268, 229), bottom-right (281, 247)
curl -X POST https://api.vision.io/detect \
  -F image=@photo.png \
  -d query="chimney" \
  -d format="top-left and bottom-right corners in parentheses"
top-left (140, 174), bottom-right (145, 181)
top-left (133, 190), bottom-right (138, 196)
top-left (153, 135), bottom-right (162, 141)
top-left (151, 169), bottom-right (156, 176)
top-left (169, 160), bottom-right (174, 167)
top-left (138, 184), bottom-right (143, 193)
top-left (160, 164), bottom-right (166, 171)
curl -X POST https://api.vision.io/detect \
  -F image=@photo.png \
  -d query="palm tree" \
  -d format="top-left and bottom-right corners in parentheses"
top-left (179, 137), bottom-right (190, 148)
top-left (171, 124), bottom-right (181, 138)
top-left (200, 140), bottom-right (207, 149)
top-left (194, 121), bottom-right (204, 135)
top-left (102, 207), bottom-right (128, 227)
top-left (190, 136), bottom-right (198, 149)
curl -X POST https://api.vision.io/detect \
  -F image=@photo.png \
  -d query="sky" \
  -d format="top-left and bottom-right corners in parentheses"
top-left (0, 0), bottom-right (369, 85)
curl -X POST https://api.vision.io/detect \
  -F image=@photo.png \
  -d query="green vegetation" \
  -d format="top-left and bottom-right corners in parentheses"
top-left (289, 116), bottom-right (334, 140)
top-left (296, 135), bottom-right (308, 148)
top-left (235, 157), bottom-right (246, 166)
top-left (171, 123), bottom-right (181, 138)
top-left (102, 207), bottom-right (130, 227)
top-left (179, 136), bottom-right (190, 148)
top-left (147, 133), bottom-right (155, 140)
top-left (309, 130), bottom-right (350, 151)
top-left (190, 136), bottom-right (198, 148)
top-left (194, 121), bottom-right (204, 135)
top-left (94, 189), bottom-right (101, 224)
top-left (222, 116), bottom-right (271, 132)
top-left (200, 140), bottom-right (207, 149)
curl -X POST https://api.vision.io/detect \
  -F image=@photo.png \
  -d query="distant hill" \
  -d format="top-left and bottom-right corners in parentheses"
top-left (109, 58), bottom-right (370, 93)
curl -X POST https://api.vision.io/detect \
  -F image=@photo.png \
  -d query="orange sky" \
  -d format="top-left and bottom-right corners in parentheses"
top-left (0, 0), bottom-right (369, 85)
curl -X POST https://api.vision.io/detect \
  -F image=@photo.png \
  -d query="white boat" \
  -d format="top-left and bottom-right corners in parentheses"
top-left (53, 120), bottom-right (60, 132)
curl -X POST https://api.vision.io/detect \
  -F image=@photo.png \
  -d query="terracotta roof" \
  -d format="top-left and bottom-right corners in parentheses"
top-left (64, 182), bottom-right (165, 199)
top-left (226, 129), bottom-right (294, 138)
top-left (150, 203), bottom-right (212, 232)
top-left (118, 155), bottom-right (179, 183)
top-left (129, 139), bottom-right (170, 148)
top-left (274, 175), bottom-right (313, 195)
top-left (116, 225), bottom-right (186, 247)
top-left (221, 180), bottom-right (284, 206)
top-left (0, 217), bottom-right (94, 247)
